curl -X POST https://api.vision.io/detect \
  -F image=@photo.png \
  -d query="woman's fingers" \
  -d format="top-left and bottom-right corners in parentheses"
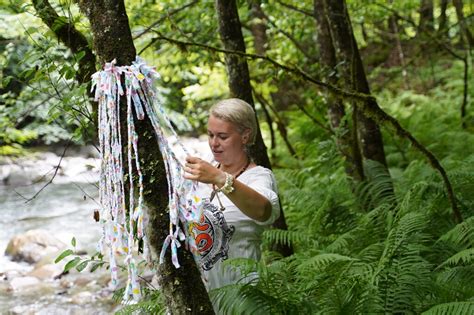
top-left (186, 155), bottom-right (201, 163)
top-left (184, 156), bottom-right (218, 184)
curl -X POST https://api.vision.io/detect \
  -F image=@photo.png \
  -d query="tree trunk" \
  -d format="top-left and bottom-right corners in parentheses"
top-left (215, 0), bottom-right (293, 257)
top-left (215, 0), bottom-right (269, 168)
top-left (76, 1), bottom-right (214, 314)
top-left (387, 1), bottom-right (409, 89)
top-left (324, 0), bottom-right (390, 171)
top-left (249, 1), bottom-right (297, 158)
top-left (438, 0), bottom-right (449, 33)
top-left (453, 0), bottom-right (474, 48)
top-left (418, 0), bottom-right (435, 34)
top-left (313, 0), bottom-right (364, 182)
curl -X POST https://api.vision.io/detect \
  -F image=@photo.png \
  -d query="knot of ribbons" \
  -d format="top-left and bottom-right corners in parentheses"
top-left (92, 56), bottom-right (204, 301)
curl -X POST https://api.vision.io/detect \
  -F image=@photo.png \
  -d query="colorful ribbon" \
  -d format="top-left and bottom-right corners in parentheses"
top-left (92, 57), bottom-right (204, 301)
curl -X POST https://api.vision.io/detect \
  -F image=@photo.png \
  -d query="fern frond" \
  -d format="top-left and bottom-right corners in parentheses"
top-left (355, 159), bottom-right (396, 209)
top-left (435, 265), bottom-right (474, 298)
top-left (422, 302), bottom-right (474, 315)
top-left (262, 229), bottom-right (313, 248)
top-left (438, 217), bottom-right (474, 248)
top-left (211, 283), bottom-right (275, 315)
top-left (439, 248), bottom-right (474, 268)
top-left (297, 253), bottom-right (355, 273)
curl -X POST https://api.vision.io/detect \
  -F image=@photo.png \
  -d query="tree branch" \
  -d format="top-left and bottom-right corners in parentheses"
top-left (148, 31), bottom-right (375, 102)
top-left (260, 10), bottom-right (317, 62)
top-left (133, 0), bottom-right (199, 40)
top-left (32, 0), bottom-right (98, 127)
top-left (153, 32), bottom-right (461, 222)
top-left (275, 0), bottom-right (313, 17)
top-left (15, 137), bottom-right (72, 203)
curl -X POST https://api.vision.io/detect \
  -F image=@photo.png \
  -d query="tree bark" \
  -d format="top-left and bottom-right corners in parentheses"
top-left (418, 0), bottom-right (435, 34)
top-left (76, 1), bottom-right (214, 314)
top-left (215, 0), bottom-right (269, 167)
top-left (453, 0), bottom-right (474, 48)
top-left (249, 1), bottom-right (297, 158)
top-left (438, 0), bottom-right (449, 33)
top-left (313, 0), bottom-right (364, 182)
top-left (215, 0), bottom-right (293, 257)
top-left (324, 0), bottom-right (390, 172)
top-left (387, 1), bottom-right (409, 89)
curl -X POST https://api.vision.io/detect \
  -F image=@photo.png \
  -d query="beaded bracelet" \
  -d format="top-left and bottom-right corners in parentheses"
top-left (217, 172), bottom-right (235, 194)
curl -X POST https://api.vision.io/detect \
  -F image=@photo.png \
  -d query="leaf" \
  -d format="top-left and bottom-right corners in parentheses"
top-left (76, 260), bottom-right (89, 272)
top-left (55, 249), bottom-right (73, 263)
top-left (71, 237), bottom-right (76, 247)
top-left (422, 302), bottom-right (474, 315)
top-left (1, 76), bottom-right (12, 88)
top-left (90, 262), bottom-right (105, 273)
top-left (75, 51), bottom-right (86, 62)
top-left (64, 257), bottom-right (81, 272)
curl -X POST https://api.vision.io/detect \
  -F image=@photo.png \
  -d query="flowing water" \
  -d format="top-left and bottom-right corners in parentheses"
top-left (0, 150), bottom-right (117, 314)
top-left (0, 139), bottom-right (208, 314)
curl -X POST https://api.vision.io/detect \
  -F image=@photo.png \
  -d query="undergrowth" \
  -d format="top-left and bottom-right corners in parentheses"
top-left (117, 52), bottom-right (474, 315)
top-left (209, 55), bottom-right (474, 314)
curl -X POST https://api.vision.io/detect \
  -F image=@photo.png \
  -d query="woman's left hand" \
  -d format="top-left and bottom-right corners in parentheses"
top-left (183, 156), bottom-right (225, 186)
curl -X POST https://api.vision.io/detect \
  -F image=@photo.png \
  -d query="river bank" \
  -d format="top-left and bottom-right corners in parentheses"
top-left (0, 138), bottom-right (209, 314)
top-left (0, 146), bottom-right (118, 314)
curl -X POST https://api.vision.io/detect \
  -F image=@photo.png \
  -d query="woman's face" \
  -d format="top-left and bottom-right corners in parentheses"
top-left (207, 115), bottom-right (247, 165)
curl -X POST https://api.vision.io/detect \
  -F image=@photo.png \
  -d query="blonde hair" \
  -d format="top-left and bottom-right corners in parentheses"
top-left (210, 98), bottom-right (257, 146)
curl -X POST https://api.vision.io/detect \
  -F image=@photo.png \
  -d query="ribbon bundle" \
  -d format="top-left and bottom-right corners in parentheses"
top-left (92, 57), bottom-right (203, 301)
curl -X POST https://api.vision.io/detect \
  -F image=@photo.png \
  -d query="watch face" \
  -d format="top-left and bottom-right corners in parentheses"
top-left (188, 200), bottom-right (234, 271)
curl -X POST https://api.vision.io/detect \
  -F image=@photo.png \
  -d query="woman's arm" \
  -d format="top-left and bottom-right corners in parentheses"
top-left (184, 156), bottom-right (272, 222)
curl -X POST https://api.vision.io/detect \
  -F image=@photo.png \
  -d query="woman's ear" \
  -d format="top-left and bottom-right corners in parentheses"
top-left (242, 129), bottom-right (251, 144)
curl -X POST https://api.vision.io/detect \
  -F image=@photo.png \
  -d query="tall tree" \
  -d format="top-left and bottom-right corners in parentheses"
top-left (313, 0), bottom-right (364, 182)
top-left (387, 1), bottom-right (409, 89)
top-left (215, 0), bottom-right (292, 257)
top-left (323, 0), bottom-right (390, 172)
top-left (248, 1), bottom-right (297, 158)
top-left (75, 1), bottom-right (214, 314)
top-left (438, 0), bottom-right (449, 33)
top-left (214, 0), bottom-right (269, 167)
top-left (453, 0), bottom-right (474, 47)
top-left (418, 0), bottom-right (435, 34)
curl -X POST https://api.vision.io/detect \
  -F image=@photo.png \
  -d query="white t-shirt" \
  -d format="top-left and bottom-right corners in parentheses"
top-left (196, 165), bottom-right (281, 291)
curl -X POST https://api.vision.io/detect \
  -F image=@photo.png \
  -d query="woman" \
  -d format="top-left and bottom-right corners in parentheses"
top-left (184, 98), bottom-right (280, 291)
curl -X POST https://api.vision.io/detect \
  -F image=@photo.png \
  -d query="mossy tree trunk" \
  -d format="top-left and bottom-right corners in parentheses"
top-left (215, 0), bottom-right (293, 257)
top-left (438, 0), bottom-right (449, 33)
top-left (248, 1), bottom-right (297, 158)
top-left (76, 1), bottom-right (214, 314)
top-left (418, 0), bottom-right (435, 34)
top-left (453, 0), bottom-right (474, 48)
top-left (323, 0), bottom-right (391, 177)
top-left (313, 0), bottom-right (364, 183)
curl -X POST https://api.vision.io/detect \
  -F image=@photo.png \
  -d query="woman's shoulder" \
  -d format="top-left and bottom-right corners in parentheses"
top-left (241, 165), bottom-right (276, 181)
top-left (246, 165), bottom-right (272, 174)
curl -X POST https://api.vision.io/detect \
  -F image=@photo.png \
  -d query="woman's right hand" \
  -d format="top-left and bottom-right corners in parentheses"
top-left (183, 156), bottom-right (226, 187)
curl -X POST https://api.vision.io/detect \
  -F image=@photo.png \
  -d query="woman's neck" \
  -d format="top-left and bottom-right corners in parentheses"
top-left (220, 155), bottom-right (250, 176)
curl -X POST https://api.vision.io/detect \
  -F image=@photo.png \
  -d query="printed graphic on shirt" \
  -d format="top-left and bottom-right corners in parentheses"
top-left (189, 200), bottom-right (234, 271)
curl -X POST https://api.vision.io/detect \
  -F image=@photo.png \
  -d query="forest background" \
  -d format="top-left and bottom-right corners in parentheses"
top-left (1, 0), bottom-right (473, 314)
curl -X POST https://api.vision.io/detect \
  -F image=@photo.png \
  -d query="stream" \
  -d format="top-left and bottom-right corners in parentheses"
top-left (0, 147), bottom-right (117, 314)
top-left (0, 139), bottom-right (208, 314)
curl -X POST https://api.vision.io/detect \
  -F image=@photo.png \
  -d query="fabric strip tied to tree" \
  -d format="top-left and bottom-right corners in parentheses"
top-left (92, 57), bottom-right (204, 301)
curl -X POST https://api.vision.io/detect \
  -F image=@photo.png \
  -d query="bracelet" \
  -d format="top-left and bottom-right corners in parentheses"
top-left (217, 172), bottom-right (235, 194)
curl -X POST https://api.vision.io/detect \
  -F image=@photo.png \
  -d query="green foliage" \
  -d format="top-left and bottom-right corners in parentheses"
top-left (208, 47), bottom-right (474, 313)
top-left (3, 0), bottom-right (473, 313)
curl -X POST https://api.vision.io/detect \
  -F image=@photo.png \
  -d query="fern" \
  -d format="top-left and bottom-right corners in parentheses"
top-left (262, 229), bottom-right (314, 248)
top-left (422, 302), bottom-right (474, 315)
